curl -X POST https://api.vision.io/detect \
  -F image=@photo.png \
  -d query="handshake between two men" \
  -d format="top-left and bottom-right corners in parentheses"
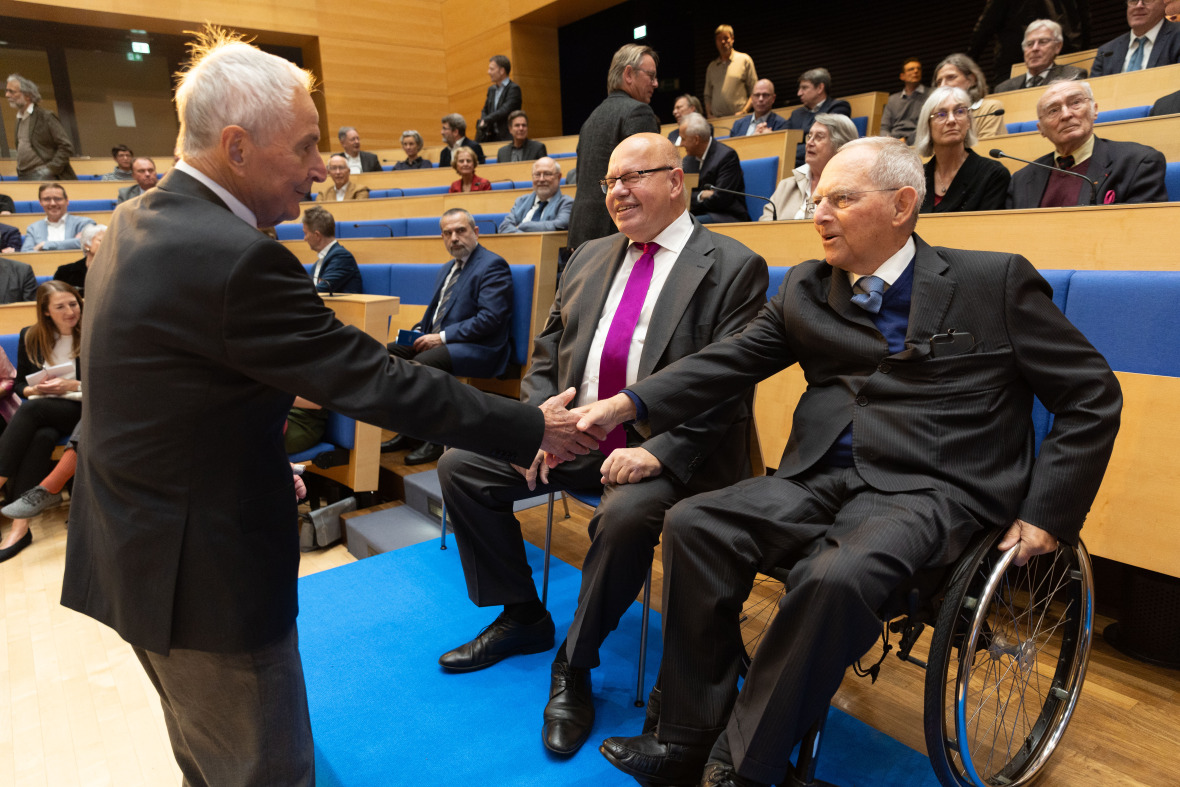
top-left (526, 388), bottom-right (650, 490)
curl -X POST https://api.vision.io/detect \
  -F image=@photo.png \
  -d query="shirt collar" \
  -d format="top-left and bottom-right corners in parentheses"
top-left (18, 104), bottom-right (34, 119)
top-left (498, 78), bottom-right (510, 88)
top-left (47, 214), bottom-right (68, 228)
top-left (1132, 18), bottom-right (1164, 44)
top-left (174, 160), bottom-right (258, 228)
top-left (316, 239), bottom-right (338, 261)
top-left (848, 236), bottom-right (916, 289)
top-left (637, 209), bottom-right (694, 256)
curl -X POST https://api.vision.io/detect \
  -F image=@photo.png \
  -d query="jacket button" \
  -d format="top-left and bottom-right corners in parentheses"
top-left (856, 395), bottom-right (868, 406)
top-left (877, 362), bottom-right (891, 374)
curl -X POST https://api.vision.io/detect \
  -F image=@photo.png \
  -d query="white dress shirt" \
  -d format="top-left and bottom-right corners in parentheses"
top-left (174, 160), bottom-right (258, 228)
top-left (1123, 19), bottom-right (1164, 71)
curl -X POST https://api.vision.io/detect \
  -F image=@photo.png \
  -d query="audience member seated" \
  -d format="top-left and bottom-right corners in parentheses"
top-left (448, 147), bottom-right (491, 193)
top-left (477, 55), bottom-right (522, 143)
top-left (5, 74), bottom-right (75, 180)
top-left (1, 221), bottom-right (19, 253)
top-left (680, 112), bottom-right (750, 223)
top-left (668, 94), bottom-right (704, 146)
top-left (0, 420), bottom-right (79, 543)
top-left (302, 206), bottom-right (362, 294)
top-left (496, 110), bottom-right (548, 163)
top-left (994, 19), bottom-right (1088, 93)
top-left (498, 157), bottom-right (572, 233)
top-left (0, 281), bottom-right (84, 563)
top-left (1150, 87), bottom-right (1180, 114)
top-left (785, 68), bottom-right (853, 165)
top-left (916, 86), bottom-right (1011, 213)
top-left (436, 133), bottom-right (766, 757)
top-left (761, 113), bottom-right (858, 221)
top-left (117, 157), bottom-right (158, 204)
top-left (880, 58), bottom-right (927, 144)
top-left (0, 256), bottom-right (35, 304)
top-left (731, 79), bottom-right (789, 136)
top-left (21, 184), bottom-right (96, 252)
top-left (439, 113), bottom-right (486, 168)
top-left (317, 154), bottom-right (371, 202)
top-left (705, 25), bottom-right (757, 117)
top-left (393, 130), bottom-right (431, 170)
top-left (1007, 80), bottom-right (1168, 208)
top-left (382, 208), bottom-right (512, 465)
top-left (101, 144), bottom-right (135, 181)
top-left (338, 126), bottom-right (382, 173)
top-left (933, 53), bottom-right (1006, 139)
top-left (52, 223), bottom-right (106, 297)
top-left (0, 194), bottom-right (13, 215)
top-left (1091, 0), bottom-right (1179, 77)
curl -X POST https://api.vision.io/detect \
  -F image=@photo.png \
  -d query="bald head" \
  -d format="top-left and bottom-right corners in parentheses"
top-left (531, 156), bottom-right (561, 200)
top-left (750, 79), bottom-right (776, 116)
top-left (603, 134), bottom-right (685, 242)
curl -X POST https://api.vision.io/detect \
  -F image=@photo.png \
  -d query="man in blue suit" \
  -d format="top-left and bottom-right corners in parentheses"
top-left (729, 80), bottom-right (789, 137)
top-left (499, 157), bottom-right (573, 233)
top-left (301, 206), bottom-right (362, 294)
top-left (1091, 0), bottom-right (1180, 76)
top-left (384, 208), bottom-right (513, 463)
top-left (784, 68), bottom-right (852, 166)
top-left (20, 183), bottom-right (95, 252)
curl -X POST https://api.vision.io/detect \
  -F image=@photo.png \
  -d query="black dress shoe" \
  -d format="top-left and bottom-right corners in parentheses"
top-left (380, 434), bottom-right (423, 453)
top-left (543, 659), bottom-right (594, 755)
top-left (438, 611), bottom-right (555, 671)
top-left (642, 686), bottom-right (662, 735)
top-left (600, 732), bottom-right (710, 786)
top-left (0, 530), bottom-right (32, 563)
top-left (700, 762), bottom-right (768, 787)
top-left (404, 441), bottom-right (444, 465)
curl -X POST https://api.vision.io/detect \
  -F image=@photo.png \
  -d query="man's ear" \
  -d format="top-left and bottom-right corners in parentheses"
top-left (222, 125), bottom-right (249, 171)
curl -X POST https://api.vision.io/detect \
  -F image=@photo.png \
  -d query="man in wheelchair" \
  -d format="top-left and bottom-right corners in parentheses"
top-left (575, 137), bottom-right (1122, 787)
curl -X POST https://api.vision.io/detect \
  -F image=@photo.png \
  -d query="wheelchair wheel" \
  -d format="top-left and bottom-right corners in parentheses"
top-left (739, 572), bottom-right (786, 675)
top-left (923, 530), bottom-right (1094, 787)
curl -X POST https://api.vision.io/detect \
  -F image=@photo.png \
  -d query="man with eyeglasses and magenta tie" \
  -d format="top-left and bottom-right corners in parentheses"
top-left (1091, 0), bottom-right (1180, 76)
top-left (436, 132), bottom-right (767, 759)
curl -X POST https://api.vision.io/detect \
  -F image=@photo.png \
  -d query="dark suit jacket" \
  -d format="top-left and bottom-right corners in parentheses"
top-left (684, 140), bottom-right (750, 223)
top-left (117, 183), bottom-right (146, 204)
top-left (629, 235), bottom-right (1121, 543)
top-left (478, 80), bottom-right (523, 142)
top-left (524, 219), bottom-right (767, 485)
top-left (730, 111), bottom-right (789, 137)
top-left (568, 91), bottom-right (661, 249)
top-left (921, 149), bottom-right (1011, 213)
top-left (438, 138), bottom-right (486, 167)
top-left (54, 258), bottom-right (88, 294)
top-left (1149, 88), bottom-right (1180, 116)
top-left (416, 244), bottom-right (513, 378)
top-left (355, 150), bottom-right (383, 172)
top-left (0, 258), bottom-right (36, 304)
top-left (15, 105), bottom-right (76, 179)
top-left (1091, 20), bottom-right (1180, 76)
top-left (993, 63), bottom-right (1087, 93)
top-left (1, 223), bottom-right (21, 252)
top-left (495, 139), bottom-right (548, 162)
top-left (62, 169), bottom-right (544, 655)
top-left (785, 97), bottom-right (854, 164)
top-left (1006, 135), bottom-right (1168, 208)
top-left (313, 242), bottom-right (362, 294)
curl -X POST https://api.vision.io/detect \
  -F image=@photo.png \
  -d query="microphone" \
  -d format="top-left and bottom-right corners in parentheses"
top-left (705, 183), bottom-right (776, 221)
top-left (353, 222), bottom-right (394, 238)
top-left (989, 148), bottom-right (1099, 205)
top-left (972, 107), bottom-right (1005, 118)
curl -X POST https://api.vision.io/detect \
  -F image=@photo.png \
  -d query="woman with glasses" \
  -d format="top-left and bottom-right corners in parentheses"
top-left (933, 53), bottom-right (1006, 139)
top-left (915, 86), bottom-right (1010, 213)
top-left (759, 113), bottom-right (857, 221)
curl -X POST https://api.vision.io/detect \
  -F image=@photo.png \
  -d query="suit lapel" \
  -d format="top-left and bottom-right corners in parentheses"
top-left (899, 236), bottom-right (954, 360)
top-left (638, 222), bottom-right (715, 378)
top-left (827, 266), bottom-right (876, 330)
top-left (1025, 153), bottom-right (1053, 206)
top-left (1078, 137), bottom-right (1112, 206)
top-left (570, 235), bottom-right (630, 385)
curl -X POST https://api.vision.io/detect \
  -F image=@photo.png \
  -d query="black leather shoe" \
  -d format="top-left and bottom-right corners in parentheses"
top-left (600, 732), bottom-right (710, 786)
top-left (380, 434), bottom-right (422, 453)
top-left (438, 611), bottom-right (554, 672)
top-left (0, 530), bottom-right (32, 563)
top-left (404, 441), bottom-right (444, 465)
top-left (700, 762), bottom-right (768, 787)
top-left (642, 686), bottom-right (662, 735)
top-left (543, 659), bottom-right (594, 755)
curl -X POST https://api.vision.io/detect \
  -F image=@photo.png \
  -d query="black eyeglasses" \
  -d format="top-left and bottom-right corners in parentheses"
top-left (600, 166), bottom-right (674, 193)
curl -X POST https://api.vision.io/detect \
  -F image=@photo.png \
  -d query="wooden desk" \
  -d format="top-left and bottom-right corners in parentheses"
top-left (1010, 49), bottom-right (1098, 79)
top-left (1, 180), bottom-right (124, 202)
top-left (2, 211), bottom-right (114, 234)
top-left (987, 113), bottom-right (1180, 173)
top-left (989, 62), bottom-right (1180, 122)
top-left (5, 250), bottom-right (78, 277)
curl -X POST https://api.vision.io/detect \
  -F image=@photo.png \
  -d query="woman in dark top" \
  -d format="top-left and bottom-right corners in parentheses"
top-left (393, 130), bottom-right (431, 170)
top-left (914, 86), bottom-right (1010, 214)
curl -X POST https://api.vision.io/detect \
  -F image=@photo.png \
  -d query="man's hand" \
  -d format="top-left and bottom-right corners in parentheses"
top-left (34, 242), bottom-right (45, 251)
top-left (573, 393), bottom-right (637, 439)
top-left (600, 447), bottom-right (661, 485)
top-left (998, 518), bottom-right (1059, 567)
top-left (512, 450), bottom-right (552, 491)
top-left (698, 189), bottom-right (715, 203)
top-left (755, 122), bottom-right (770, 134)
top-left (539, 387), bottom-right (603, 463)
top-left (412, 333), bottom-right (443, 352)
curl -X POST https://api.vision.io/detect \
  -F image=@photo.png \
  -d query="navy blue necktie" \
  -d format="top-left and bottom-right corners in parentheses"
top-left (851, 275), bottom-right (885, 314)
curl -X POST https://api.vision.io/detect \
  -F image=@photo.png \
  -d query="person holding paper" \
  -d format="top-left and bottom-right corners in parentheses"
top-left (0, 281), bottom-right (83, 562)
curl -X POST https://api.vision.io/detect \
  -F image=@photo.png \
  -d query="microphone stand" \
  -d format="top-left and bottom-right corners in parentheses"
top-left (989, 148), bottom-right (1099, 205)
top-left (705, 183), bottom-right (776, 221)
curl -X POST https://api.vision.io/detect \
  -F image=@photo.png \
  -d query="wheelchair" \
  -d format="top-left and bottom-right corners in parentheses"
top-left (739, 527), bottom-right (1095, 787)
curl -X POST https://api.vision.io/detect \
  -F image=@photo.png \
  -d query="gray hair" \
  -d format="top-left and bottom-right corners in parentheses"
top-left (934, 53), bottom-right (990, 101)
top-left (401, 129), bottom-right (423, 147)
top-left (175, 28), bottom-right (315, 159)
top-left (799, 68), bottom-right (832, 93)
top-left (1024, 19), bottom-right (1064, 45)
top-left (534, 157), bottom-right (561, 175)
top-left (840, 137), bottom-right (926, 222)
top-left (1036, 80), bottom-right (1095, 117)
top-left (440, 207), bottom-right (477, 230)
top-left (679, 112), bottom-right (711, 139)
top-left (812, 113), bottom-right (859, 151)
top-left (607, 44), bottom-right (658, 94)
top-left (80, 223), bottom-right (108, 252)
top-left (913, 86), bottom-right (977, 156)
top-left (337, 126), bottom-right (357, 142)
top-left (5, 74), bottom-right (40, 103)
top-left (442, 113), bottom-right (467, 135)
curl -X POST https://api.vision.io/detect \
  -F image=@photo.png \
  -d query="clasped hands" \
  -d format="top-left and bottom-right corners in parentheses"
top-left (527, 390), bottom-right (655, 490)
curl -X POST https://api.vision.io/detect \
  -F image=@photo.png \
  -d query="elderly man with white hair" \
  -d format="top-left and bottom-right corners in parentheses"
top-left (59, 27), bottom-right (601, 786)
top-left (52, 222), bottom-right (107, 295)
top-left (993, 19), bottom-right (1088, 92)
top-left (678, 112), bottom-right (749, 223)
top-left (498, 157), bottom-right (572, 232)
top-left (5, 73), bottom-right (75, 180)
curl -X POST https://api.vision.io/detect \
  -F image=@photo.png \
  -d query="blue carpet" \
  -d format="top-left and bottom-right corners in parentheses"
top-left (297, 539), bottom-right (940, 787)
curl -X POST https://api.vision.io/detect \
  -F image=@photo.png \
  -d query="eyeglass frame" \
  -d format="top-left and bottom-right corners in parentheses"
top-left (809, 188), bottom-right (901, 212)
top-left (1038, 94), bottom-right (1093, 121)
top-left (600, 166), bottom-right (675, 194)
top-left (929, 105), bottom-right (970, 123)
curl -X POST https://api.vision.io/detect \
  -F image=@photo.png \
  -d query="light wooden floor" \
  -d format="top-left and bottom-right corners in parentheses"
top-left (2, 496), bottom-right (1177, 786)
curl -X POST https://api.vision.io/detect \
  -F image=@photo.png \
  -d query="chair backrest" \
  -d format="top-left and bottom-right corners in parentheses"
top-left (472, 213), bottom-right (509, 235)
top-left (1165, 161), bottom-right (1180, 202)
top-left (357, 265), bottom-right (390, 295)
top-left (275, 223), bottom-right (304, 241)
top-left (401, 185), bottom-right (451, 197)
top-left (852, 116), bottom-right (868, 137)
top-left (323, 410), bottom-right (357, 449)
top-left (337, 219), bottom-right (406, 239)
top-left (1030, 269), bottom-right (1075, 451)
top-left (70, 199), bottom-right (118, 212)
top-left (506, 264), bottom-right (535, 366)
top-left (387, 263), bottom-right (447, 303)
top-left (0, 333), bottom-right (19, 364)
top-left (1095, 105), bottom-right (1151, 124)
top-left (35, 275), bottom-right (52, 286)
top-left (766, 266), bottom-right (790, 303)
top-left (405, 217), bottom-right (441, 236)
top-left (1063, 270), bottom-right (1180, 377)
top-left (739, 157), bottom-right (779, 221)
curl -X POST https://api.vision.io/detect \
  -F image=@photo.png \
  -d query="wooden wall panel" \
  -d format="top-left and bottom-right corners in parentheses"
top-left (509, 22), bottom-right (562, 136)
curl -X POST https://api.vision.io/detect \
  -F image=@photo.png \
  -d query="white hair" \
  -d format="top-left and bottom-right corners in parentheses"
top-left (174, 29), bottom-right (316, 158)
top-left (840, 137), bottom-right (926, 221)
top-left (913, 86), bottom-right (978, 157)
top-left (80, 223), bottom-right (108, 252)
top-left (1024, 19), bottom-right (1064, 45)
top-left (679, 112), bottom-right (711, 139)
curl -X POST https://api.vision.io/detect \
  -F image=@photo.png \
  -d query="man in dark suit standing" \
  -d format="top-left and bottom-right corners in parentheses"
top-left (1006, 80), bottom-right (1167, 208)
top-left (496, 110), bottom-right (548, 162)
top-left (337, 126), bottom-right (383, 173)
top-left (581, 137), bottom-right (1122, 787)
top-left (477, 54), bottom-right (523, 143)
top-left (678, 113), bottom-right (751, 223)
top-left (994, 19), bottom-right (1087, 92)
top-left (436, 133), bottom-right (767, 757)
top-left (302, 206), bottom-right (362, 294)
top-left (784, 68), bottom-right (853, 166)
top-left (567, 44), bottom-right (662, 250)
top-left (1090, 0), bottom-right (1179, 76)
top-left (60, 29), bottom-right (599, 787)
top-left (729, 80), bottom-right (789, 137)
top-left (439, 113), bottom-right (486, 167)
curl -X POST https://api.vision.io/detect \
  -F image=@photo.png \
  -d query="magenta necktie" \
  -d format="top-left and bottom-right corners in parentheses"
top-left (597, 241), bottom-right (659, 455)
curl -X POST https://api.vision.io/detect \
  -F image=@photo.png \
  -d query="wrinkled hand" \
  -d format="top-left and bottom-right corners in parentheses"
top-left (998, 518), bottom-right (1059, 567)
top-left (600, 447), bottom-right (661, 485)
top-left (573, 393), bottom-right (637, 440)
top-left (511, 449), bottom-right (552, 491)
top-left (413, 333), bottom-right (444, 352)
top-left (539, 387), bottom-right (603, 463)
